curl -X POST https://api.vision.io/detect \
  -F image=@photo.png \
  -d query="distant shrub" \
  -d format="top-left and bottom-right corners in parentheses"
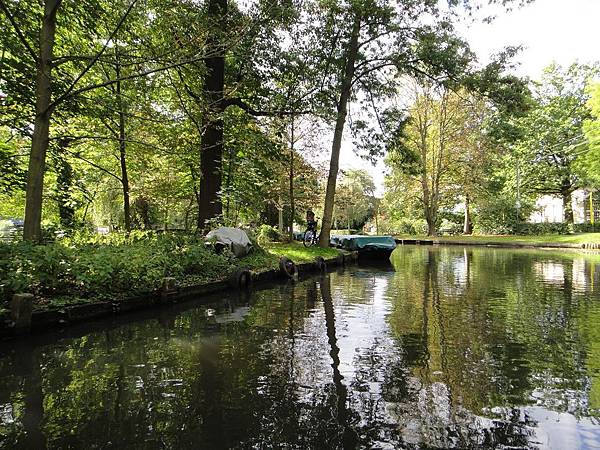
top-left (439, 219), bottom-right (463, 236)
top-left (515, 222), bottom-right (571, 235)
top-left (474, 195), bottom-right (535, 235)
top-left (573, 223), bottom-right (600, 233)
top-left (256, 224), bottom-right (284, 244)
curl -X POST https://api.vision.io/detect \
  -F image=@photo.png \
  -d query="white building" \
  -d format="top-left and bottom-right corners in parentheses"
top-left (529, 189), bottom-right (593, 224)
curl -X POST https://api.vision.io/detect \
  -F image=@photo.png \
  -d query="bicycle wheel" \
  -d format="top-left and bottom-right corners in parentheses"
top-left (303, 230), bottom-right (315, 247)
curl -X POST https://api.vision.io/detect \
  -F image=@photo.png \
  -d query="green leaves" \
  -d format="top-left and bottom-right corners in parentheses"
top-left (0, 233), bottom-right (235, 307)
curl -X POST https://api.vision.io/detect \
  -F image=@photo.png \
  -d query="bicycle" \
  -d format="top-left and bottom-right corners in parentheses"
top-left (303, 220), bottom-right (319, 247)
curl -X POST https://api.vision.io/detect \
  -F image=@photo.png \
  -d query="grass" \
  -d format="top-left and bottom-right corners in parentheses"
top-left (395, 233), bottom-right (600, 245)
top-left (262, 241), bottom-right (341, 262)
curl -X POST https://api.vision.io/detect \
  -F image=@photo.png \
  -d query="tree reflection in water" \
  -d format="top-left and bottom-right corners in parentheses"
top-left (0, 247), bottom-right (600, 448)
top-left (320, 275), bottom-right (359, 449)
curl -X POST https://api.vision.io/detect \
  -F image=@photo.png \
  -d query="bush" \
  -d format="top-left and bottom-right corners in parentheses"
top-left (515, 222), bottom-right (571, 235)
top-left (0, 233), bottom-right (236, 307)
top-left (397, 220), bottom-right (416, 235)
top-left (439, 219), bottom-right (463, 236)
top-left (573, 223), bottom-right (600, 233)
top-left (474, 195), bottom-right (535, 235)
top-left (474, 221), bottom-right (573, 236)
top-left (256, 224), bottom-right (284, 244)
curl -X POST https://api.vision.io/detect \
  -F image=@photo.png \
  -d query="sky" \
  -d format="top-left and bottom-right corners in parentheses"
top-left (340, 0), bottom-right (600, 197)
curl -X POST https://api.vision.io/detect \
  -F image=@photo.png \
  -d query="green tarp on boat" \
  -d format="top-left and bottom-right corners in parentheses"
top-left (330, 235), bottom-right (397, 252)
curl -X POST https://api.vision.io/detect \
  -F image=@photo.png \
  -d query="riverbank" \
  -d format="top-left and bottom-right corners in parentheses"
top-left (395, 233), bottom-right (600, 249)
top-left (0, 234), bottom-right (347, 338)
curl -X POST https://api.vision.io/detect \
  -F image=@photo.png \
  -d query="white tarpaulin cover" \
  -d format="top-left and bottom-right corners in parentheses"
top-left (205, 227), bottom-right (252, 257)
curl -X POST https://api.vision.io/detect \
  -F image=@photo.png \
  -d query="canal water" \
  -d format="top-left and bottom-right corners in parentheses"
top-left (1, 246), bottom-right (600, 449)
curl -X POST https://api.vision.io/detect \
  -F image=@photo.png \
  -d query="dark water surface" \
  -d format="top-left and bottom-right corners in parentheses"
top-left (2, 246), bottom-right (600, 449)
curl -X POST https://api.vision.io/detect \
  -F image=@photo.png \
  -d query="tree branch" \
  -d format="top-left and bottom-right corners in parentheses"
top-left (49, 0), bottom-right (139, 110)
top-left (0, 0), bottom-right (37, 63)
top-left (47, 52), bottom-right (208, 109)
top-left (64, 149), bottom-right (122, 182)
top-left (222, 97), bottom-right (311, 116)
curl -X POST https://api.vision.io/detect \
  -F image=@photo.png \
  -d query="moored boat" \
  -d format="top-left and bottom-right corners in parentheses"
top-left (330, 235), bottom-right (397, 260)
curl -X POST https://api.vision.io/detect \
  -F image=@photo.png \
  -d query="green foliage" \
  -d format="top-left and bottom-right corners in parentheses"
top-left (0, 139), bottom-right (26, 194)
top-left (382, 218), bottom-right (428, 236)
top-left (579, 83), bottom-right (600, 185)
top-left (514, 222), bottom-right (572, 236)
top-left (474, 195), bottom-right (533, 235)
top-left (256, 224), bottom-right (284, 245)
top-left (333, 169), bottom-right (376, 230)
top-left (514, 63), bottom-right (598, 216)
top-left (573, 223), bottom-right (600, 233)
top-left (0, 233), bottom-right (236, 308)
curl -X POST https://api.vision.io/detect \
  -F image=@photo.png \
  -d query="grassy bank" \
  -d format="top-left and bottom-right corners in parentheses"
top-left (396, 233), bottom-right (600, 245)
top-left (0, 233), bottom-right (342, 313)
top-left (263, 242), bottom-right (340, 262)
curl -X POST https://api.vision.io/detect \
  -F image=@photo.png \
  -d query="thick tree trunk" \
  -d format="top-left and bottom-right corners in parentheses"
top-left (261, 202), bottom-right (278, 227)
top-left (463, 194), bottom-right (473, 234)
top-left (426, 215), bottom-right (436, 236)
top-left (561, 180), bottom-right (574, 224)
top-left (115, 57), bottom-right (131, 231)
top-left (198, 0), bottom-right (227, 229)
top-left (423, 194), bottom-right (437, 236)
top-left (23, 0), bottom-right (61, 241)
top-left (562, 194), bottom-right (574, 224)
top-left (319, 14), bottom-right (361, 247)
top-left (55, 147), bottom-right (75, 229)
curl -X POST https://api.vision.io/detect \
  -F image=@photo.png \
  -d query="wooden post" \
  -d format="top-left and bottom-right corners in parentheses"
top-left (161, 277), bottom-right (177, 303)
top-left (11, 293), bottom-right (34, 333)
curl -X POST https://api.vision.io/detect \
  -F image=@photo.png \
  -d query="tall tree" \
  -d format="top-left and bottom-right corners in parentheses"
top-left (315, 0), bottom-right (527, 246)
top-left (387, 84), bottom-right (466, 236)
top-left (516, 63), bottom-right (597, 224)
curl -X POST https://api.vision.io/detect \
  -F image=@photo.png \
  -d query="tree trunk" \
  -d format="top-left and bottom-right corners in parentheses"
top-left (198, 0), bottom-right (227, 229)
top-left (115, 53), bottom-right (131, 231)
top-left (562, 181), bottom-right (574, 224)
top-left (423, 190), bottom-right (437, 236)
top-left (23, 0), bottom-right (61, 241)
top-left (55, 145), bottom-right (75, 229)
top-left (261, 202), bottom-right (278, 227)
top-left (463, 194), bottom-right (473, 234)
top-left (289, 116), bottom-right (295, 241)
top-left (563, 194), bottom-right (574, 224)
top-left (319, 14), bottom-right (361, 247)
top-left (278, 194), bottom-right (284, 232)
top-left (426, 214), bottom-right (436, 236)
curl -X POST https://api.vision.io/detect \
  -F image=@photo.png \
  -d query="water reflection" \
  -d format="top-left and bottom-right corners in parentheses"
top-left (1, 247), bottom-right (600, 449)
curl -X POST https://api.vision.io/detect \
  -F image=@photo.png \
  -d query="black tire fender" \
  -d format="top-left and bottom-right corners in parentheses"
top-left (229, 268), bottom-right (252, 289)
top-left (279, 257), bottom-right (296, 278)
top-left (314, 256), bottom-right (327, 272)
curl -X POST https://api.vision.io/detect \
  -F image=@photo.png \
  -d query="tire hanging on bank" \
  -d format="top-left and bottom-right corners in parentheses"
top-left (229, 268), bottom-right (252, 289)
top-left (314, 256), bottom-right (327, 272)
top-left (279, 257), bottom-right (297, 279)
